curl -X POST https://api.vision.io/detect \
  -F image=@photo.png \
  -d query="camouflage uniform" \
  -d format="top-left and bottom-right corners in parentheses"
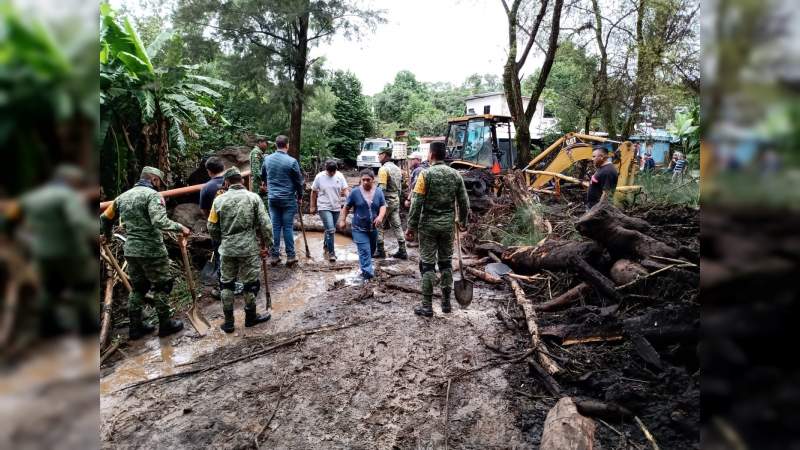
top-left (12, 179), bottom-right (99, 334)
top-left (101, 167), bottom-right (185, 336)
top-left (377, 158), bottom-right (405, 256)
top-left (249, 146), bottom-right (269, 209)
top-left (407, 161), bottom-right (469, 313)
top-left (207, 168), bottom-right (273, 331)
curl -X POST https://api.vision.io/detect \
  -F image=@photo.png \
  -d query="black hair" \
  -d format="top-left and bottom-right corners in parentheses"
top-left (325, 160), bottom-right (338, 172)
top-left (227, 174), bottom-right (243, 184)
top-left (205, 156), bottom-right (225, 174)
top-left (430, 141), bottom-right (446, 160)
top-left (256, 136), bottom-right (267, 143)
top-left (275, 135), bottom-right (288, 149)
top-left (359, 169), bottom-right (375, 179)
top-left (592, 146), bottom-right (609, 154)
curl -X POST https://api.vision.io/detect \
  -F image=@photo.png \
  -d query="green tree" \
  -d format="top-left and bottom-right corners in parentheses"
top-left (328, 70), bottom-right (374, 160)
top-left (533, 41), bottom-right (597, 133)
top-left (100, 3), bottom-right (230, 196)
top-left (174, 0), bottom-right (383, 160)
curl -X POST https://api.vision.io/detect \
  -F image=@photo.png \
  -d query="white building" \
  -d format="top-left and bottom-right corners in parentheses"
top-left (464, 92), bottom-right (558, 139)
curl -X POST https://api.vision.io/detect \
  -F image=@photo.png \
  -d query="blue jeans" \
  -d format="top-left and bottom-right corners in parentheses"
top-left (318, 210), bottom-right (340, 256)
top-left (268, 197), bottom-right (297, 258)
top-left (351, 228), bottom-right (377, 279)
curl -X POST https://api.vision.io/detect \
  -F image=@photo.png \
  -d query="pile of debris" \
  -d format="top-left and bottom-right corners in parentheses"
top-left (460, 172), bottom-right (699, 448)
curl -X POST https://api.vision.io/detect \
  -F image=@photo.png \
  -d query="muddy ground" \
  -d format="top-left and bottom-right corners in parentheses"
top-left (100, 203), bottom-right (700, 449)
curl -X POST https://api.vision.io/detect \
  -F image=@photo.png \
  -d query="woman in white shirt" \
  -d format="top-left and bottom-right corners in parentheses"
top-left (309, 160), bottom-right (350, 261)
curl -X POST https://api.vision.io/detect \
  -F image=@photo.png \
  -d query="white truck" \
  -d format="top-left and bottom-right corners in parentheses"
top-left (356, 139), bottom-right (408, 173)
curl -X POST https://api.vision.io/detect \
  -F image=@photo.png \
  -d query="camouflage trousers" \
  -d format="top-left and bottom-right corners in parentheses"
top-left (36, 257), bottom-right (99, 335)
top-left (377, 196), bottom-right (405, 246)
top-left (418, 229), bottom-right (454, 307)
top-left (125, 256), bottom-right (174, 318)
top-left (220, 254), bottom-right (261, 311)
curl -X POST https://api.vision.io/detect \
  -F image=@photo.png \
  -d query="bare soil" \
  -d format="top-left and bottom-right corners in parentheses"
top-left (100, 204), bottom-right (700, 449)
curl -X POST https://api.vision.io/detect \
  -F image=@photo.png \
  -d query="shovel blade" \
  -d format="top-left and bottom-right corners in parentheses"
top-left (187, 303), bottom-right (210, 336)
top-left (454, 278), bottom-right (474, 307)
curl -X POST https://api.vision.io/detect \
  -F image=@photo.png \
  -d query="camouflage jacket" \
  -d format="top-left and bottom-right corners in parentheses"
top-left (207, 184), bottom-right (272, 256)
top-left (249, 147), bottom-right (266, 193)
top-left (14, 183), bottom-right (96, 259)
top-left (377, 161), bottom-right (403, 200)
top-left (100, 181), bottom-right (185, 257)
top-left (408, 162), bottom-right (470, 232)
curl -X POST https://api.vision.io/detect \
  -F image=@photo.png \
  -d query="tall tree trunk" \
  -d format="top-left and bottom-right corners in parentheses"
top-left (591, 0), bottom-right (616, 138)
top-left (622, 0), bottom-right (647, 139)
top-left (524, 0), bottom-right (564, 128)
top-left (502, 1), bottom-right (531, 165)
top-left (288, 12), bottom-right (310, 161)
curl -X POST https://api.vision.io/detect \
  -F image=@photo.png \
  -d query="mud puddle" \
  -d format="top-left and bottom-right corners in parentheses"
top-left (101, 231), bottom-right (360, 396)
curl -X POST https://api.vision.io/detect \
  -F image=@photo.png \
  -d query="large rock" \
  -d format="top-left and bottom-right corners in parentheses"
top-left (171, 203), bottom-right (207, 234)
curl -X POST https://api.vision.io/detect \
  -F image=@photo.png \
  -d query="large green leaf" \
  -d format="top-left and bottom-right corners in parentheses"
top-left (135, 90), bottom-right (156, 122)
top-left (122, 18), bottom-right (153, 73)
top-left (187, 74), bottom-right (233, 89)
top-left (183, 83), bottom-right (223, 98)
top-left (165, 93), bottom-right (208, 126)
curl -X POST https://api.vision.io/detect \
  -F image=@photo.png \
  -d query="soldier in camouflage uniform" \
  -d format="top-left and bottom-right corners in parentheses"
top-left (405, 142), bottom-right (469, 317)
top-left (101, 166), bottom-right (190, 339)
top-left (207, 167), bottom-right (273, 333)
top-left (249, 135), bottom-right (269, 209)
top-left (376, 147), bottom-right (407, 259)
top-left (4, 165), bottom-right (99, 335)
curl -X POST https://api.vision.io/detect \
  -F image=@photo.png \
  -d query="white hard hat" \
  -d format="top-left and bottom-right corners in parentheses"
top-left (409, 152), bottom-right (422, 160)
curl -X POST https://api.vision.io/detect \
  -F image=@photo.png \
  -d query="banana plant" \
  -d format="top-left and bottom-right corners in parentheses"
top-left (100, 3), bottom-right (231, 196)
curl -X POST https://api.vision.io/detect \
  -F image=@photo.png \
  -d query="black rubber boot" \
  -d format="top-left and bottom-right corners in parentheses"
top-left (220, 308), bottom-right (235, 334)
top-left (128, 310), bottom-right (155, 340)
top-left (441, 289), bottom-right (452, 313)
top-left (414, 296), bottom-right (434, 317)
top-left (392, 242), bottom-right (408, 260)
top-left (374, 242), bottom-right (386, 259)
top-left (157, 315), bottom-right (184, 337)
top-left (244, 305), bottom-right (271, 327)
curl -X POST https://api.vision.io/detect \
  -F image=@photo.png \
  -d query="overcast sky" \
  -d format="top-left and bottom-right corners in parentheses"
top-left (316, 0), bottom-right (527, 95)
top-left (110, 0), bottom-right (546, 95)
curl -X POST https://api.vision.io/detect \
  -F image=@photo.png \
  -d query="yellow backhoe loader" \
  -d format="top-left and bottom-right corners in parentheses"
top-left (523, 132), bottom-right (640, 200)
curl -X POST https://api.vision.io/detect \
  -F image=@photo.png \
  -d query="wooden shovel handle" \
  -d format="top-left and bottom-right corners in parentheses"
top-left (178, 237), bottom-right (197, 304)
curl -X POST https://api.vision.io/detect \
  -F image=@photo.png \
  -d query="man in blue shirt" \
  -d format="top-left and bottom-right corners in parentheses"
top-left (262, 135), bottom-right (304, 267)
top-left (199, 156), bottom-right (226, 294)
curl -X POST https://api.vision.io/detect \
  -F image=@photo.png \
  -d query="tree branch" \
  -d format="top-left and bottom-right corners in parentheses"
top-left (516, 0), bottom-right (550, 71)
top-left (525, 0), bottom-right (564, 124)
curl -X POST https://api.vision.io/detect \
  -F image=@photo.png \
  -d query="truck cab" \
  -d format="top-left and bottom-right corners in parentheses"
top-left (444, 114), bottom-right (516, 171)
top-left (356, 138), bottom-right (392, 172)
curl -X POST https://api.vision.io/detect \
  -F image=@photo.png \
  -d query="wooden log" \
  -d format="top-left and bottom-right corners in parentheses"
top-left (535, 282), bottom-right (591, 312)
top-left (525, 170), bottom-right (590, 187)
top-left (540, 397), bottom-right (596, 450)
top-left (575, 199), bottom-right (678, 260)
top-left (507, 277), bottom-right (561, 375)
top-left (610, 259), bottom-right (649, 285)
top-left (528, 357), bottom-right (562, 396)
top-left (293, 214), bottom-right (352, 237)
top-left (574, 398), bottom-right (633, 421)
top-left (574, 258), bottom-right (620, 301)
top-left (502, 239), bottom-right (602, 274)
top-left (99, 273), bottom-right (116, 349)
top-left (464, 266), bottom-right (503, 284)
top-left (384, 281), bottom-right (441, 298)
top-left (453, 256), bottom-right (491, 271)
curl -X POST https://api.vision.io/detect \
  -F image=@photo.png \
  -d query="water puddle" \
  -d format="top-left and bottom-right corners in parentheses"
top-left (101, 231), bottom-right (360, 395)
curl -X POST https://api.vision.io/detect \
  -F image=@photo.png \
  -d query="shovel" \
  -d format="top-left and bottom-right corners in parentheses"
top-left (260, 241), bottom-right (272, 310)
top-left (453, 222), bottom-right (474, 307)
top-left (297, 201), bottom-right (311, 259)
top-left (178, 236), bottom-right (211, 336)
top-left (200, 250), bottom-right (217, 285)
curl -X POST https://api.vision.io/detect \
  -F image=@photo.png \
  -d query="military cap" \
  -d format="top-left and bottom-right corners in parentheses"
top-left (223, 166), bottom-right (241, 181)
top-left (408, 152), bottom-right (422, 160)
top-left (255, 134), bottom-right (268, 142)
top-left (378, 147), bottom-right (393, 155)
top-left (141, 166), bottom-right (165, 181)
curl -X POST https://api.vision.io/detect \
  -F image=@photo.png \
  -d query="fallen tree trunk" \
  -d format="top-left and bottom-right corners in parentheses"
top-left (502, 239), bottom-right (602, 273)
top-left (507, 277), bottom-right (561, 375)
top-left (464, 266), bottom-right (503, 284)
top-left (293, 214), bottom-right (352, 237)
top-left (540, 397), bottom-right (596, 450)
top-left (610, 259), bottom-right (649, 285)
top-left (576, 199), bottom-right (678, 261)
top-left (536, 282), bottom-right (591, 312)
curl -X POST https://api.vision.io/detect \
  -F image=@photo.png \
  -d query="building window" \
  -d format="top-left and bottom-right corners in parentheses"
top-left (467, 108), bottom-right (475, 114)
top-left (483, 105), bottom-right (491, 114)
